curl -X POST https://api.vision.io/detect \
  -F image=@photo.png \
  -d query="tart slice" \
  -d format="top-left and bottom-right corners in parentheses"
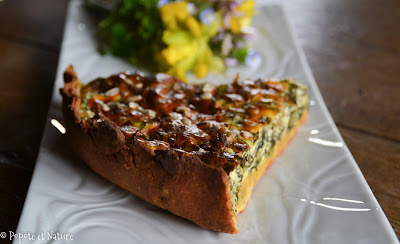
top-left (60, 65), bottom-right (308, 233)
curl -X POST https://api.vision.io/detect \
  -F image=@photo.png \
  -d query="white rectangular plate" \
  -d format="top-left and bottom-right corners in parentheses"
top-left (15, 1), bottom-right (398, 243)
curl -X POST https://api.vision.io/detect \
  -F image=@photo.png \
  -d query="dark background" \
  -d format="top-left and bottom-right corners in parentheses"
top-left (0, 0), bottom-right (398, 240)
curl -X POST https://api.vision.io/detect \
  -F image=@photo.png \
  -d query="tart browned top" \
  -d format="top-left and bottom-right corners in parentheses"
top-left (79, 73), bottom-right (301, 173)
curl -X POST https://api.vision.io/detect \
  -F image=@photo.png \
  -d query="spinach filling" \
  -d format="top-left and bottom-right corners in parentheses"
top-left (229, 82), bottom-right (308, 215)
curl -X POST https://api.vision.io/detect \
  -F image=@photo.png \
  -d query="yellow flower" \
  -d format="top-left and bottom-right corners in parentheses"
top-left (159, 2), bottom-right (189, 30)
top-left (166, 67), bottom-right (187, 82)
top-left (236, 0), bottom-right (256, 17)
top-left (229, 0), bottom-right (255, 33)
top-left (158, 1), bottom-right (225, 80)
top-left (195, 63), bottom-right (208, 78)
top-left (161, 30), bottom-right (197, 66)
top-left (229, 17), bottom-right (241, 34)
top-left (161, 42), bottom-right (197, 66)
top-left (186, 17), bottom-right (201, 37)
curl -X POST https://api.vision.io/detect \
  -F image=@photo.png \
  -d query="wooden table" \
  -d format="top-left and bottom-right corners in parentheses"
top-left (0, 0), bottom-right (398, 239)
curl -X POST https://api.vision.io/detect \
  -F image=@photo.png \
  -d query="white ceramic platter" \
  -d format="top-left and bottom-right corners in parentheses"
top-left (15, 1), bottom-right (398, 243)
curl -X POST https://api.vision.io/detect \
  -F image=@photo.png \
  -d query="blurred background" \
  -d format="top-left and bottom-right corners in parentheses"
top-left (0, 0), bottom-right (398, 239)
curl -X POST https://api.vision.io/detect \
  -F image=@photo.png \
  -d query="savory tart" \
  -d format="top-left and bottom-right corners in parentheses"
top-left (60, 65), bottom-right (308, 233)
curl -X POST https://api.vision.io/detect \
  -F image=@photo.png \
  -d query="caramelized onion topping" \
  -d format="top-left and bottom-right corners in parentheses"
top-left (80, 73), bottom-right (291, 172)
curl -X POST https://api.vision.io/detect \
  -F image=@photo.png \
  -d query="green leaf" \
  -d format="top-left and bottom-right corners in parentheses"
top-left (231, 47), bottom-right (248, 63)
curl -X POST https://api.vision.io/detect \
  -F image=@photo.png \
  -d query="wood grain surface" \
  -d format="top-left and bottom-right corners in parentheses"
top-left (0, 0), bottom-right (398, 240)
